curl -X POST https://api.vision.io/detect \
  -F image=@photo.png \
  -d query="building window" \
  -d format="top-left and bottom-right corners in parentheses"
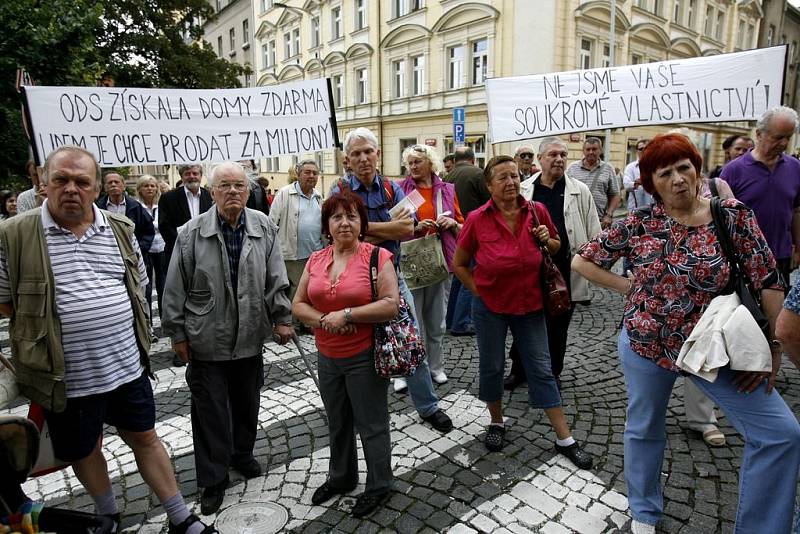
top-left (260, 0), bottom-right (272, 12)
top-left (229, 28), bottom-right (235, 50)
top-left (602, 43), bottom-right (610, 68)
top-left (631, 53), bottom-right (642, 65)
top-left (393, 60), bottom-right (406, 97)
top-left (445, 135), bottom-right (486, 168)
top-left (311, 16), bottom-right (320, 47)
top-left (737, 19), bottom-right (746, 48)
top-left (284, 31), bottom-right (292, 58)
top-left (217, 36), bottom-right (223, 57)
top-left (412, 55), bottom-right (424, 95)
top-left (216, 0), bottom-right (222, 11)
top-left (333, 74), bottom-right (343, 107)
top-left (580, 38), bottom-right (593, 69)
top-left (636, 0), bottom-right (662, 16)
top-left (293, 27), bottom-right (300, 55)
top-left (399, 138), bottom-right (417, 175)
top-left (448, 45), bottom-right (464, 90)
top-left (393, 0), bottom-right (424, 18)
top-left (355, 0), bottom-right (367, 30)
top-left (265, 156), bottom-right (280, 172)
top-left (471, 38), bottom-right (488, 85)
top-left (704, 6), bottom-right (714, 36)
top-left (768, 25), bottom-right (775, 46)
top-left (242, 19), bottom-right (249, 44)
top-left (715, 10), bottom-right (725, 41)
top-left (332, 6), bottom-right (342, 39)
top-left (315, 152), bottom-right (324, 173)
top-left (686, 0), bottom-right (695, 28)
top-left (262, 43), bottom-right (269, 67)
top-left (673, 0), bottom-right (681, 23)
top-left (356, 68), bottom-right (368, 104)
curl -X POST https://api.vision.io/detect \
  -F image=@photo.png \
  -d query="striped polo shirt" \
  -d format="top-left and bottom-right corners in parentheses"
top-left (0, 201), bottom-right (148, 398)
top-left (566, 159), bottom-right (620, 216)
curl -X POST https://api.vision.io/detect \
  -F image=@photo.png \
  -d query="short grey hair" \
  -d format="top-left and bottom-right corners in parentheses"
top-left (515, 145), bottom-right (535, 157)
top-left (178, 164), bottom-right (203, 178)
top-left (295, 159), bottom-right (319, 175)
top-left (538, 137), bottom-right (568, 155)
top-left (343, 127), bottom-right (379, 154)
top-left (401, 144), bottom-right (443, 175)
top-left (756, 105), bottom-right (799, 133)
top-left (41, 145), bottom-right (102, 192)
top-left (207, 162), bottom-right (247, 188)
top-left (135, 174), bottom-right (160, 202)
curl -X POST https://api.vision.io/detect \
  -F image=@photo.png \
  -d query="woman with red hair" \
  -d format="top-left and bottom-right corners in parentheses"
top-left (573, 133), bottom-right (799, 534)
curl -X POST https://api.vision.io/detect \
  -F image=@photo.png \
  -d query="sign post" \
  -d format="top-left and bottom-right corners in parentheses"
top-left (453, 107), bottom-right (465, 147)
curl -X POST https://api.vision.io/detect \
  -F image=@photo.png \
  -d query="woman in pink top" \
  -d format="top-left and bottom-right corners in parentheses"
top-left (292, 192), bottom-right (399, 518)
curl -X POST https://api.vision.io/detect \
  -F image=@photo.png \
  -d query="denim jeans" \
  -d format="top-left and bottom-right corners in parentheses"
top-left (398, 273), bottom-right (440, 418)
top-left (411, 279), bottom-right (447, 376)
top-left (473, 298), bottom-right (561, 409)
top-left (619, 329), bottom-right (800, 532)
top-left (446, 274), bottom-right (474, 333)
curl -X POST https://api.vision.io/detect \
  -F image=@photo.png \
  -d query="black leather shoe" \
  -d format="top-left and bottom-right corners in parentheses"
top-left (311, 482), bottom-right (355, 505)
top-left (421, 409), bottom-right (453, 433)
top-left (172, 354), bottom-right (186, 367)
top-left (503, 373), bottom-right (526, 391)
top-left (103, 513), bottom-right (120, 534)
top-left (232, 458), bottom-right (262, 479)
top-left (168, 513), bottom-right (219, 533)
top-left (200, 475), bottom-right (229, 516)
top-left (351, 491), bottom-right (390, 518)
top-left (555, 442), bottom-right (593, 470)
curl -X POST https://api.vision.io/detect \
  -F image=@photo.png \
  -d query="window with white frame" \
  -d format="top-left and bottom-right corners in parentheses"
top-left (412, 55), bottom-right (424, 95)
top-left (444, 135), bottom-right (486, 168)
top-left (393, 0), bottom-right (424, 18)
top-left (356, 68), bottom-right (368, 104)
top-left (243, 20), bottom-right (249, 44)
top-left (715, 10), bottom-right (725, 41)
top-left (768, 25), bottom-right (775, 46)
top-left (737, 19), bottom-right (746, 48)
top-left (260, 0), bottom-right (272, 12)
top-left (355, 0), bottom-right (367, 30)
top-left (686, 0), bottom-right (695, 28)
top-left (262, 43), bottom-right (269, 67)
top-left (315, 152), bottom-right (324, 173)
top-left (673, 0), bottom-right (681, 23)
top-left (311, 16), bottom-right (320, 47)
top-left (602, 43), bottom-right (610, 68)
top-left (332, 6), bottom-right (342, 39)
top-left (636, 0), bottom-right (662, 16)
top-left (448, 45), bottom-right (464, 90)
top-left (265, 156), bottom-right (280, 172)
top-left (580, 38), bottom-right (593, 69)
top-left (284, 32), bottom-right (292, 58)
top-left (704, 6), bottom-right (714, 36)
top-left (229, 28), bottom-right (235, 49)
top-left (631, 53), bottom-right (642, 65)
top-left (217, 36), bottom-right (223, 57)
top-left (747, 23), bottom-right (755, 48)
top-left (333, 74), bottom-right (343, 107)
top-left (393, 59), bottom-right (406, 98)
top-left (293, 27), bottom-right (300, 55)
top-left (471, 39), bottom-right (488, 85)
top-left (268, 39), bottom-right (276, 66)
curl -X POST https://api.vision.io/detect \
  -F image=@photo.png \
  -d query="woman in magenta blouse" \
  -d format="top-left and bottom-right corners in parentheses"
top-left (292, 193), bottom-right (399, 518)
top-left (452, 155), bottom-right (592, 470)
top-left (573, 133), bottom-right (799, 534)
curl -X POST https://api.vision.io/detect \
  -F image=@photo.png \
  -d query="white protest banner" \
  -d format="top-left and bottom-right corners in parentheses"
top-left (486, 46), bottom-right (787, 144)
top-left (22, 79), bottom-right (338, 166)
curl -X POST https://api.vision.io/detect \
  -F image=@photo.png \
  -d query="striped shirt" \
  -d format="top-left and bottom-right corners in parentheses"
top-left (566, 160), bottom-right (620, 216)
top-left (0, 201), bottom-right (148, 398)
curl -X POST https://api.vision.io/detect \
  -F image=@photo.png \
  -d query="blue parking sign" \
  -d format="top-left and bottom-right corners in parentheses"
top-left (453, 107), bottom-right (465, 145)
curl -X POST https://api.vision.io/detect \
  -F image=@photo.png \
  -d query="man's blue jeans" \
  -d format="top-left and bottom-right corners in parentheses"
top-left (446, 274), bottom-right (474, 333)
top-left (619, 329), bottom-right (800, 532)
top-left (398, 273), bottom-right (439, 418)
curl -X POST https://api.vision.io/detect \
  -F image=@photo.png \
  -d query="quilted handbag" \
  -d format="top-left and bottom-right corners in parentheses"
top-left (530, 201), bottom-right (571, 316)
top-left (399, 189), bottom-right (449, 290)
top-left (369, 246), bottom-right (425, 377)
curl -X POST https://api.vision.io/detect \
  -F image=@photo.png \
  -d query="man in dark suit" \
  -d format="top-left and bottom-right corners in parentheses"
top-left (96, 172), bottom-right (155, 255)
top-left (158, 164), bottom-right (213, 263)
top-left (158, 164), bottom-right (213, 367)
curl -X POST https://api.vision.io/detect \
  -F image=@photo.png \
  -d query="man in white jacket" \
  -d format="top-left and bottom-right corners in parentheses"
top-left (505, 137), bottom-right (601, 390)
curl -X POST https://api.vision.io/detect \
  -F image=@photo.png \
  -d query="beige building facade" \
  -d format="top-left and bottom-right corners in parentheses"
top-left (197, 0), bottom-right (779, 190)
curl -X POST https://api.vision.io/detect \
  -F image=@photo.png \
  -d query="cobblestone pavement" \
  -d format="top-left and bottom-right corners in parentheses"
top-left (3, 284), bottom-right (799, 533)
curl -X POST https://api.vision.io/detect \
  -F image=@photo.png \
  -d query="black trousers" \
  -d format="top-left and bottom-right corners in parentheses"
top-left (777, 257), bottom-right (793, 293)
top-left (186, 355), bottom-right (264, 487)
top-left (144, 251), bottom-right (168, 320)
top-left (509, 305), bottom-right (575, 380)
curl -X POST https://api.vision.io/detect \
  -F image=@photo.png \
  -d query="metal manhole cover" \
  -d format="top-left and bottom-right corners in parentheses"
top-left (215, 502), bottom-right (289, 534)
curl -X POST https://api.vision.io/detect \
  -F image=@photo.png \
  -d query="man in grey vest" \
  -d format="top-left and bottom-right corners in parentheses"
top-left (0, 146), bottom-right (215, 534)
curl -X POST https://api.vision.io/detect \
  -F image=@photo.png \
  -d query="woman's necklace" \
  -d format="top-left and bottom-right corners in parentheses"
top-left (668, 202), bottom-right (702, 248)
top-left (329, 243), bottom-right (359, 293)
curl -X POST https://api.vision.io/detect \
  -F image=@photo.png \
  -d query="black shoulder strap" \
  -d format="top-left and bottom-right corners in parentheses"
top-left (709, 178), bottom-right (719, 198)
top-left (369, 245), bottom-right (380, 301)
top-left (710, 197), bottom-right (740, 277)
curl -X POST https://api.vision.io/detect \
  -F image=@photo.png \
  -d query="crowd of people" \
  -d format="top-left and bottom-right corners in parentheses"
top-left (1, 104), bottom-right (800, 534)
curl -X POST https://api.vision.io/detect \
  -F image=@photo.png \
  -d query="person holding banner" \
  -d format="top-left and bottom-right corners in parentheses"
top-left (721, 106), bottom-right (800, 290)
top-left (0, 145), bottom-right (218, 534)
top-left (573, 133), bottom-right (799, 534)
top-left (567, 137), bottom-right (621, 228)
top-left (452, 155), bottom-right (593, 468)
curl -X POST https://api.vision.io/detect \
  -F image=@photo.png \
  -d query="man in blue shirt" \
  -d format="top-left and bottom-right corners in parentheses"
top-left (330, 127), bottom-right (453, 434)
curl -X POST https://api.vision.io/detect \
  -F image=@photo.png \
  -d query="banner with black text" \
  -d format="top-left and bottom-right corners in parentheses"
top-left (486, 46), bottom-right (786, 143)
top-left (22, 79), bottom-right (338, 166)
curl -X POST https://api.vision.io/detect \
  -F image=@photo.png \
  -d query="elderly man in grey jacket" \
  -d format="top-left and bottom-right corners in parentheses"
top-left (162, 162), bottom-right (294, 516)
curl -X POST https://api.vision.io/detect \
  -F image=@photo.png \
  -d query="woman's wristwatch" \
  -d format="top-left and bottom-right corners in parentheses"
top-left (344, 308), bottom-right (353, 323)
top-left (770, 339), bottom-right (783, 352)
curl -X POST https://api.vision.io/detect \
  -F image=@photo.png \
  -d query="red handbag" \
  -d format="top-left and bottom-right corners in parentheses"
top-left (529, 202), bottom-right (571, 315)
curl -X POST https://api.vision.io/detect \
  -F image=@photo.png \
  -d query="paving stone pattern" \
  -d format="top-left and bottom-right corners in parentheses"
top-left (3, 285), bottom-right (799, 533)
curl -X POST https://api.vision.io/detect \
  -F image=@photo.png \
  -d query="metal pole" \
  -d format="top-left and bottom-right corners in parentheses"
top-left (604, 0), bottom-right (616, 163)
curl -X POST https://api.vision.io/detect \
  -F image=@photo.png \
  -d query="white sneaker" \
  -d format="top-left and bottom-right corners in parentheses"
top-left (631, 519), bottom-right (656, 534)
top-left (393, 378), bottom-right (408, 393)
top-left (431, 372), bottom-right (448, 384)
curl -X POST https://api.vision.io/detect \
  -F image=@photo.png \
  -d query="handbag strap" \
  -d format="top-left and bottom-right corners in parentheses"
top-left (528, 201), bottom-right (552, 258)
top-left (369, 245), bottom-right (380, 301)
top-left (710, 197), bottom-right (746, 286)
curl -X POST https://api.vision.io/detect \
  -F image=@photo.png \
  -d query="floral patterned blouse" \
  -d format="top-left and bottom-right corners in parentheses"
top-left (785, 284), bottom-right (800, 314)
top-left (578, 198), bottom-right (782, 373)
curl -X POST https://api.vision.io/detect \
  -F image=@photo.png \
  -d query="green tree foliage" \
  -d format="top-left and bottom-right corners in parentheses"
top-left (0, 0), bottom-right (251, 187)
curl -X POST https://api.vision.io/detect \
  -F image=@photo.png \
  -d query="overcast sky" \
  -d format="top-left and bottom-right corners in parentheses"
top-left (791, 0), bottom-right (800, 8)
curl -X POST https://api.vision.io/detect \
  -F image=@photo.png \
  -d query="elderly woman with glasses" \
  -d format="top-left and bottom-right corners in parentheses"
top-left (397, 144), bottom-right (464, 387)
